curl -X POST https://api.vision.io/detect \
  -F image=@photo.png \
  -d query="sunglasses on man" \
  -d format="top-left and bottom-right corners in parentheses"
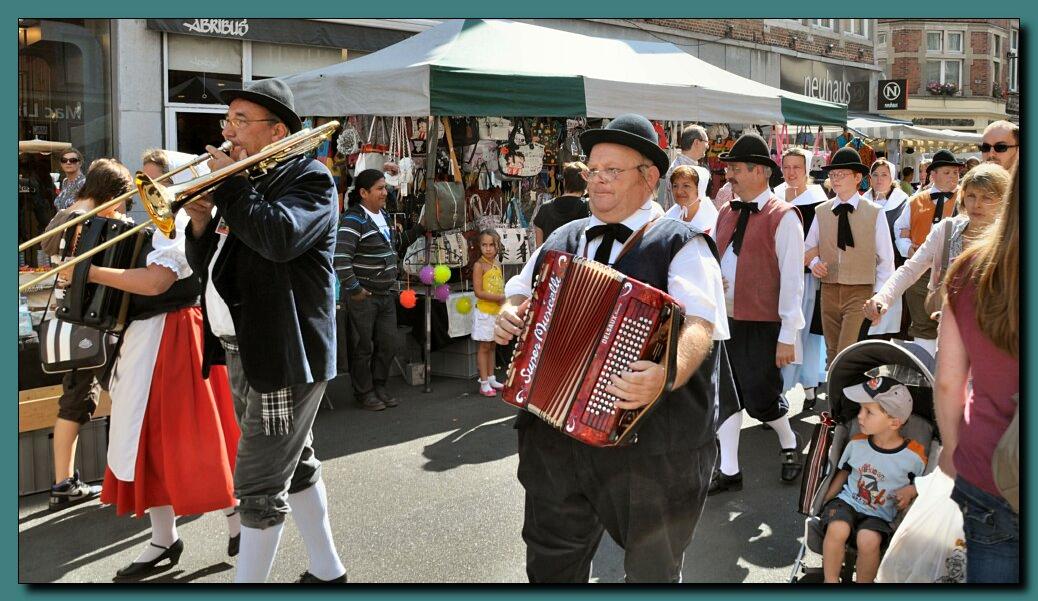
top-left (978, 142), bottom-right (1018, 153)
top-left (60, 157), bottom-right (81, 164)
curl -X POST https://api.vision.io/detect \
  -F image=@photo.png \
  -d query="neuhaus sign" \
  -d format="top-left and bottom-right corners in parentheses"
top-left (780, 56), bottom-right (871, 112)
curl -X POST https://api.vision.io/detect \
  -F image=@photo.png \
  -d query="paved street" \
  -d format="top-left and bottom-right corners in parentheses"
top-left (19, 375), bottom-right (819, 584)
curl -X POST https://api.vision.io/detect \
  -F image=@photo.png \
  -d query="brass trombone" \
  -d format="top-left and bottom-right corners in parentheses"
top-left (18, 121), bottom-right (339, 293)
top-left (18, 141), bottom-right (232, 253)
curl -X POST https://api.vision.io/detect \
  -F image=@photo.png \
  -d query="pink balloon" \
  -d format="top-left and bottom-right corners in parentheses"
top-left (434, 284), bottom-right (451, 302)
top-left (419, 265), bottom-right (435, 285)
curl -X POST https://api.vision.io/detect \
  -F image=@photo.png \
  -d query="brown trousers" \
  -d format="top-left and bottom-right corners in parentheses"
top-left (820, 283), bottom-right (873, 367)
top-left (904, 270), bottom-right (939, 340)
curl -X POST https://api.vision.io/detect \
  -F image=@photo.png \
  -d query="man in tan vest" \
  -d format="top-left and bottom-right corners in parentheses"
top-left (708, 133), bottom-right (806, 495)
top-left (891, 149), bottom-right (961, 354)
top-left (805, 147), bottom-right (895, 368)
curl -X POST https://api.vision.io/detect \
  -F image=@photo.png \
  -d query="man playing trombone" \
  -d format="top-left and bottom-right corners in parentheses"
top-left (183, 78), bottom-right (347, 583)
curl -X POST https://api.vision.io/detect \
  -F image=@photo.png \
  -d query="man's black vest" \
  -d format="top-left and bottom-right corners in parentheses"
top-left (518, 217), bottom-right (733, 455)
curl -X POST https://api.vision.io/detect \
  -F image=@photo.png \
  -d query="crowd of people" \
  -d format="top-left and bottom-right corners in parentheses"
top-left (30, 74), bottom-right (1018, 583)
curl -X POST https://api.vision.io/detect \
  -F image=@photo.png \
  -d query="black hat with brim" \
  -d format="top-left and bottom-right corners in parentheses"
top-left (580, 114), bottom-right (670, 176)
top-left (822, 147), bottom-right (870, 175)
top-left (927, 149), bottom-right (964, 173)
top-left (718, 132), bottom-right (780, 172)
top-left (220, 78), bottom-right (303, 134)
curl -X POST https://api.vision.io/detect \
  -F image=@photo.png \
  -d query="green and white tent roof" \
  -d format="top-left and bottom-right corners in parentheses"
top-left (284, 19), bottom-right (846, 125)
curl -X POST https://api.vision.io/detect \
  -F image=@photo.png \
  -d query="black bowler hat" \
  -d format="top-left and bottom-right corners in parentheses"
top-left (220, 78), bottom-right (303, 134)
top-left (822, 147), bottom-right (870, 175)
top-left (718, 132), bottom-right (779, 171)
top-left (927, 149), bottom-right (964, 173)
top-left (580, 114), bottom-right (670, 176)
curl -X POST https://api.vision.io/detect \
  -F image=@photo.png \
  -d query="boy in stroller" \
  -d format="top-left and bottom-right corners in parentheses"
top-left (819, 377), bottom-right (926, 583)
top-left (790, 340), bottom-right (941, 583)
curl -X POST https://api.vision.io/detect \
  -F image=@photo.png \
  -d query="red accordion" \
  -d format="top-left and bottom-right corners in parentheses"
top-left (502, 250), bottom-right (683, 447)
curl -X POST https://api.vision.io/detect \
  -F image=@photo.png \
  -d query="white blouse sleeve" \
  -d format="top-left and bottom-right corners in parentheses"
top-left (145, 211), bottom-right (193, 280)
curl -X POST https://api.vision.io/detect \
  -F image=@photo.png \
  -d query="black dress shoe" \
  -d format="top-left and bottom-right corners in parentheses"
top-left (374, 386), bottom-right (398, 408)
top-left (780, 432), bottom-right (804, 482)
top-left (802, 387), bottom-right (817, 411)
top-left (113, 539), bottom-right (184, 581)
top-left (228, 533), bottom-right (240, 557)
top-left (707, 470), bottom-right (743, 496)
top-left (298, 570), bottom-right (348, 583)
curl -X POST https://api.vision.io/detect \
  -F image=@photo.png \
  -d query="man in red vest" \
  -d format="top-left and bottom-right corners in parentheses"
top-left (709, 132), bottom-right (807, 495)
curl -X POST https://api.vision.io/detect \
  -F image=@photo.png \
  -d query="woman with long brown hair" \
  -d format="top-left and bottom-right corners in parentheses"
top-left (934, 167), bottom-right (1018, 583)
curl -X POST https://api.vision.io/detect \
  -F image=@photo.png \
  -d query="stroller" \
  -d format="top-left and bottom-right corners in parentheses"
top-left (789, 340), bottom-right (942, 583)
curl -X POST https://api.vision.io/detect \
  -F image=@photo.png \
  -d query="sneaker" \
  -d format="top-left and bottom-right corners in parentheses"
top-left (50, 470), bottom-right (101, 511)
top-left (487, 378), bottom-right (505, 390)
top-left (780, 432), bottom-right (804, 482)
top-left (359, 392), bottom-right (386, 412)
top-left (707, 470), bottom-right (743, 495)
top-left (298, 570), bottom-right (348, 583)
top-left (374, 386), bottom-right (398, 408)
top-left (479, 387), bottom-right (497, 398)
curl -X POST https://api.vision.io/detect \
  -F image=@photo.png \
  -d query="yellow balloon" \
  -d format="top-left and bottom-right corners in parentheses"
top-left (433, 264), bottom-right (452, 285)
top-left (456, 296), bottom-right (472, 314)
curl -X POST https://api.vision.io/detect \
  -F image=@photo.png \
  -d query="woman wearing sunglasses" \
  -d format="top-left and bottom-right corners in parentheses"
top-left (54, 147), bottom-right (86, 211)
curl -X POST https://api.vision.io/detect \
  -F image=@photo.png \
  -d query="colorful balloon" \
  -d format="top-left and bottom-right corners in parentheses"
top-left (434, 284), bottom-right (451, 302)
top-left (456, 296), bottom-right (472, 314)
top-left (433, 264), bottom-right (452, 285)
top-left (399, 289), bottom-right (417, 309)
top-left (419, 264), bottom-right (435, 285)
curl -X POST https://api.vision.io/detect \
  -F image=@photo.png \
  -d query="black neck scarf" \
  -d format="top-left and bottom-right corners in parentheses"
top-left (832, 203), bottom-right (855, 250)
top-left (586, 223), bottom-right (634, 265)
top-left (729, 200), bottom-right (761, 255)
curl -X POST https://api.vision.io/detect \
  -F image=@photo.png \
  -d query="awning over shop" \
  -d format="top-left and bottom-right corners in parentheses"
top-left (283, 19), bottom-right (846, 125)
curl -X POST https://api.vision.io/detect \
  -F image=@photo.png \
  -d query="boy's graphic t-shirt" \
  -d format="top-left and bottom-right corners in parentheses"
top-left (837, 434), bottom-right (928, 523)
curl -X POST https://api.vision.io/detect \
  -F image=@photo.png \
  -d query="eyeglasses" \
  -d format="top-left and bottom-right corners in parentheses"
top-left (220, 117), bottom-right (278, 130)
top-left (60, 157), bottom-right (80, 164)
top-left (978, 142), bottom-right (1018, 153)
top-left (581, 164), bottom-right (650, 183)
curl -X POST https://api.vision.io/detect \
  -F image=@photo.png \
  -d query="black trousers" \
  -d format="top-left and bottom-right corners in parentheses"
top-left (517, 421), bottom-right (717, 583)
top-left (726, 319), bottom-right (786, 422)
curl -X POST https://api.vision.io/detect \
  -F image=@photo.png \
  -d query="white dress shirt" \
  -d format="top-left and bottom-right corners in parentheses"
top-left (206, 211), bottom-right (237, 338)
top-left (663, 197), bottom-right (718, 237)
top-left (892, 184), bottom-right (954, 258)
top-left (504, 198), bottom-right (729, 341)
top-left (718, 189), bottom-right (805, 345)
top-left (805, 193), bottom-right (896, 294)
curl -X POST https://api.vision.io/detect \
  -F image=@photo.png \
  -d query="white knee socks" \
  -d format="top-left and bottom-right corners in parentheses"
top-left (766, 416), bottom-right (797, 450)
top-left (225, 505), bottom-right (241, 539)
top-left (134, 505), bottom-right (178, 563)
top-left (235, 522), bottom-right (284, 583)
top-left (289, 479), bottom-right (346, 581)
top-left (717, 412), bottom-right (743, 476)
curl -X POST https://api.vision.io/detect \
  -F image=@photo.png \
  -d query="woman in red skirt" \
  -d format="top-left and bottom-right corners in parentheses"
top-left (86, 158), bottom-right (240, 581)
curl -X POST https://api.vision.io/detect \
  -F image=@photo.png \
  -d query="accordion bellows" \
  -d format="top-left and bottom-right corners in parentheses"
top-left (502, 250), bottom-right (682, 447)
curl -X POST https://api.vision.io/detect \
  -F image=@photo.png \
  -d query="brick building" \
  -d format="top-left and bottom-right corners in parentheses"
top-left (875, 19), bottom-right (1018, 131)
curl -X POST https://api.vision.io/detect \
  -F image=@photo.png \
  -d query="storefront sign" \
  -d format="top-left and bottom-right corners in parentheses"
top-left (182, 19), bottom-right (250, 38)
top-left (780, 56), bottom-right (871, 111)
top-left (147, 18), bottom-right (413, 52)
top-left (19, 101), bottom-right (83, 121)
top-left (877, 79), bottom-right (907, 110)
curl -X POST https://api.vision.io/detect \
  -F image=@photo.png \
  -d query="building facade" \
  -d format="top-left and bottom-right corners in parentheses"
top-left (875, 19), bottom-right (1018, 131)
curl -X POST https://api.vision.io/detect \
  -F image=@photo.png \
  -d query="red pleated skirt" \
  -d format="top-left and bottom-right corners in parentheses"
top-left (100, 307), bottom-right (239, 517)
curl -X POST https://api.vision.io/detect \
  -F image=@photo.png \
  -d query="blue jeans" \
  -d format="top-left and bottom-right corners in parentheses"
top-left (950, 476), bottom-right (1019, 583)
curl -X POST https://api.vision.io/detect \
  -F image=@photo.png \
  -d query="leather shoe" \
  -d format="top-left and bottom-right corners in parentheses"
top-left (359, 393), bottom-right (385, 411)
top-left (114, 539), bottom-right (184, 581)
top-left (780, 432), bottom-right (804, 482)
top-left (374, 386), bottom-right (398, 408)
top-left (228, 533), bottom-right (240, 557)
top-left (707, 470), bottom-right (743, 496)
top-left (298, 570), bottom-right (348, 583)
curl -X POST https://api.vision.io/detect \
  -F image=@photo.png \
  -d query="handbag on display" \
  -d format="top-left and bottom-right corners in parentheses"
top-left (479, 117), bottom-right (513, 141)
top-left (420, 118), bottom-right (466, 231)
top-left (498, 120), bottom-right (545, 178)
top-left (810, 126), bottom-right (830, 172)
top-left (448, 117), bottom-right (480, 147)
top-left (461, 139), bottom-right (501, 174)
top-left (498, 196), bottom-right (533, 265)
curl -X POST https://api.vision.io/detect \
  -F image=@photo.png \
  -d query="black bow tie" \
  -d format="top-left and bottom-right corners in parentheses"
top-left (586, 223), bottom-right (633, 265)
top-left (729, 201), bottom-right (760, 256)
top-left (833, 203), bottom-right (855, 250)
top-left (931, 191), bottom-right (953, 224)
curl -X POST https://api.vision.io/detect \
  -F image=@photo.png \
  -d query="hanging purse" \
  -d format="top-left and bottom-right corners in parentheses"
top-left (498, 120), bottom-right (545, 178)
top-left (499, 195), bottom-right (533, 265)
top-left (420, 118), bottom-right (466, 231)
top-left (448, 117), bottom-right (480, 147)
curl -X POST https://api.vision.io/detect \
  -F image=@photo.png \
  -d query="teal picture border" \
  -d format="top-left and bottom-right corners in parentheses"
top-left (5, 2), bottom-right (1031, 598)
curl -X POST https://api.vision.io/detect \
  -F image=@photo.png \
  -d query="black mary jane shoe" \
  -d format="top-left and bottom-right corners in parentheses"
top-left (298, 570), bottom-right (348, 583)
top-left (113, 539), bottom-right (184, 581)
top-left (228, 534), bottom-right (240, 557)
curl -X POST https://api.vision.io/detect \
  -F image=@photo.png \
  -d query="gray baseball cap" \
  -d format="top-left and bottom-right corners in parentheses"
top-left (843, 376), bottom-right (914, 423)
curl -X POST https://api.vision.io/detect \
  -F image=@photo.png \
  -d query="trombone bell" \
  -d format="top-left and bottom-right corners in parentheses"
top-left (135, 172), bottom-right (179, 238)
